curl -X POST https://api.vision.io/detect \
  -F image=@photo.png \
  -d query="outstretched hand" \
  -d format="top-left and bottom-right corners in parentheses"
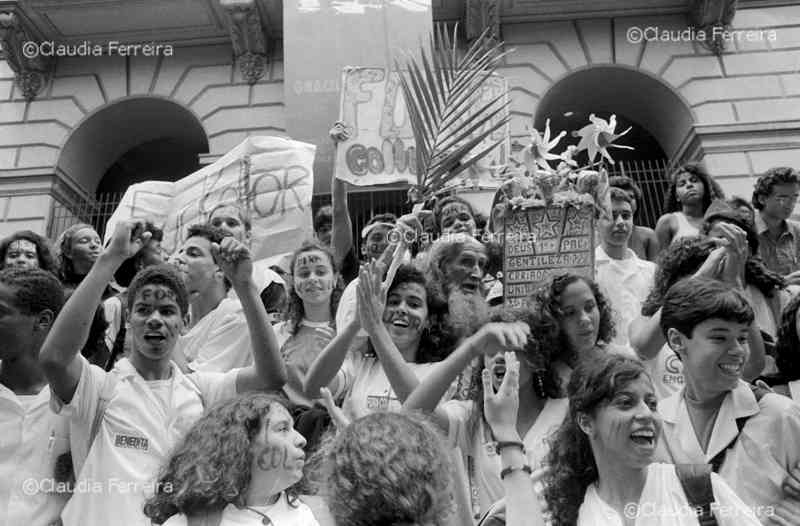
top-left (483, 352), bottom-right (520, 439)
top-left (329, 121), bottom-right (352, 143)
top-left (105, 220), bottom-right (152, 263)
top-left (471, 322), bottom-right (530, 357)
top-left (320, 387), bottom-right (350, 430)
top-left (357, 261), bottom-right (387, 334)
top-left (211, 237), bottom-right (253, 288)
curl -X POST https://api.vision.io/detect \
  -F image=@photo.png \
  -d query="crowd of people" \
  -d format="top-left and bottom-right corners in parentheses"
top-left (2, 127), bottom-right (800, 526)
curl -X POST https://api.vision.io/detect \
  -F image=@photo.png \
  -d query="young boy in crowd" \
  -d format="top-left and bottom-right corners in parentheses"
top-left (0, 268), bottom-right (68, 526)
top-left (609, 175), bottom-right (660, 261)
top-left (752, 167), bottom-right (800, 284)
top-left (40, 220), bottom-right (286, 526)
top-left (656, 277), bottom-right (800, 524)
top-left (595, 187), bottom-right (656, 347)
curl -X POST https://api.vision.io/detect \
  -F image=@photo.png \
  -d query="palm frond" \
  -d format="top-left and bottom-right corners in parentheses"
top-left (396, 24), bottom-right (511, 202)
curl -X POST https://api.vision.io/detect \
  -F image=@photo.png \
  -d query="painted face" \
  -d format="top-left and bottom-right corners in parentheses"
top-left (671, 318), bottom-right (749, 397)
top-left (559, 280), bottom-right (601, 357)
top-left (0, 282), bottom-right (38, 360)
top-left (68, 227), bottom-right (101, 273)
top-left (483, 350), bottom-right (534, 392)
top-left (599, 199), bottom-right (634, 248)
top-left (170, 236), bottom-right (219, 297)
top-left (761, 183), bottom-right (800, 221)
top-left (443, 246), bottom-right (488, 296)
top-left (128, 284), bottom-right (184, 361)
top-left (361, 225), bottom-right (393, 261)
top-left (382, 282), bottom-right (428, 349)
top-left (440, 203), bottom-right (477, 236)
top-left (4, 239), bottom-right (39, 269)
top-left (251, 404), bottom-right (307, 491)
top-left (293, 249), bottom-right (335, 306)
top-left (209, 206), bottom-right (249, 243)
top-left (674, 171), bottom-right (705, 205)
top-left (586, 375), bottom-right (661, 469)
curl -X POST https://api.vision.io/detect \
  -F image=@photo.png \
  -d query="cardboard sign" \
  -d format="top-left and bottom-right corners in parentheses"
top-left (335, 66), bottom-right (510, 188)
top-left (283, 0), bottom-right (433, 194)
top-left (103, 136), bottom-right (315, 261)
top-left (503, 204), bottom-right (595, 307)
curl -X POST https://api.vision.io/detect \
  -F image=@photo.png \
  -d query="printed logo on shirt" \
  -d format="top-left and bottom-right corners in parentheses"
top-left (366, 392), bottom-right (396, 411)
top-left (114, 434), bottom-right (149, 451)
top-left (665, 354), bottom-right (682, 374)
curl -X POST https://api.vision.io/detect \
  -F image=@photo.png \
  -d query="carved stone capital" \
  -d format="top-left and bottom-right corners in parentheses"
top-left (465, 0), bottom-right (501, 42)
top-left (0, 11), bottom-right (53, 100)
top-left (220, 0), bottom-right (269, 84)
top-left (688, 0), bottom-right (738, 55)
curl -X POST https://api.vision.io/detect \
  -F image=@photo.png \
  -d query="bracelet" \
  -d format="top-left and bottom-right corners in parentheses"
top-left (500, 464), bottom-right (532, 480)
top-left (495, 441), bottom-right (525, 455)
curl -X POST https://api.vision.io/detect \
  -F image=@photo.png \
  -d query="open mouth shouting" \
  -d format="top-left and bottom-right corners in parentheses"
top-left (460, 278), bottom-right (481, 295)
top-left (143, 332), bottom-right (167, 345)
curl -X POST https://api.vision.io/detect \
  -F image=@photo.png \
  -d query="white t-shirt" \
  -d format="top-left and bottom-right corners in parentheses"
top-left (161, 494), bottom-right (320, 526)
top-left (274, 319), bottom-right (335, 408)
top-left (0, 383), bottom-right (71, 526)
top-left (177, 297), bottom-right (254, 373)
top-left (578, 463), bottom-right (760, 526)
top-left (644, 345), bottom-right (685, 400)
top-left (335, 278), bottom-right (367, 339)
top-left (594, 246), bottom-right (656, 347)
top-left (51, 357), bottom-right (238, 526)
top-left (444, 397), bottom-right (568, 518)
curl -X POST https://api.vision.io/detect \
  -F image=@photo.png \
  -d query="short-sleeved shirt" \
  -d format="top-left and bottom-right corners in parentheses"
top-left (51, 357), bottom-right (238, 526)
top-left (0, 383), bottom-right (71, 526)
top-left (756, 212), bottom-right (800, 276)
top-left (443, 397), bottom-right (568, 518)
top-left (177, 297), bottom-right (254, 373)
top-left (161, 493), bottom-right (320, 526)
top-left (655, 380), bottom-right (800, 521)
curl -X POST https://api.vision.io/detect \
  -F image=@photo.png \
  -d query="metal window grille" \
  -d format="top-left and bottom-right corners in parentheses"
top-left (607, 159), bottom-right (670, 229)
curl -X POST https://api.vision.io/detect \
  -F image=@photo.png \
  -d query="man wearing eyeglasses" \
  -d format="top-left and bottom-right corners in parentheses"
top-left (753, 166), bottom-right (800, 285)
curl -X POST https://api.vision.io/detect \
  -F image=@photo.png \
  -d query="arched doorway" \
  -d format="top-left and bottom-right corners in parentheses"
top-left (50, 97), bottom-right (209, 237)
top-left (532, 65), bottom-right (696, 227)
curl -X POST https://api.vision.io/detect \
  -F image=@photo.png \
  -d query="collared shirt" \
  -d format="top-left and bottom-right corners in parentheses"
top-left (0, 383), bottom-right (70, 526)
top-left (177, 297), bottom-right (254, 373)
top-left (52, 357), bottom-right (237, 526)
top-left (594, 246), bottom-right (656, 347)
top-left (655, 381), bottom-right (800, 520)
top-left (755, 212), bottom-right (800, 275)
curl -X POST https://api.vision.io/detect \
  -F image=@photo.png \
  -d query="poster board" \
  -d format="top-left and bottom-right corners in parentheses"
top-left (283, 0), bottom-right (433, 195)
top-left (334, 66), bottom-right (510, 189)
top-left (503, 204), bottom-right (595, 307)
top-left (103, 136), bottom-right (315, 261)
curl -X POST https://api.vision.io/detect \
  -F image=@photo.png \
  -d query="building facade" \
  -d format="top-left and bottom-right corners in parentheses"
top-left (0, 0), bottom-right (799, 239)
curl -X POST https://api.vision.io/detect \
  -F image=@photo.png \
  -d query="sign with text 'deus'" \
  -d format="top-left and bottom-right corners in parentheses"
top-left (503, 204), bottom-right (595, 308)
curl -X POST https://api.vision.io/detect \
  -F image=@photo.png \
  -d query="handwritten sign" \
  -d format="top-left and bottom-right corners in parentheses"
top-left (335, 67), bottom-right (510, 188)
top-left (503, 205), bottom-right (595, 307)
top-left (104, 136), bottom-right (315, 261)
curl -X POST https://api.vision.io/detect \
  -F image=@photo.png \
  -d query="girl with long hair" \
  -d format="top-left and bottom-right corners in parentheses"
top-left (144, 392), bottom-right (318, 526)
top-left (55, 223), bottom-right (105, 291)
top-left (538, 353), bottom-right (760, 526)
top-left (761, 293), bottom-right (800, 399)
top-left (403, 305), bottom-right (564, 520)
top-left (275, 241), bottom-right (343, 408)
top-left (0, 230), bottom-right (58, 273)
top-left (655, 163), bottom-right (724, 248)
top-left (304, 248), bottom-right (456, 421)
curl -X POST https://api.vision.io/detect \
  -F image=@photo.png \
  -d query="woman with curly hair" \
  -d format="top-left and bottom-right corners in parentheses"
top-left (0, 229), bottom-right (58, 273)
top-left (630, 215), bottom-right (775, 398)
top-left (304, 251), bottom-right (457, 422)
top-left (540, 353), bottom-right (760, 526)
top-left (273, 241), bottom-right (343, 408)
top-left (403, 305), bottom-right (565, 520)
top-left (324, 411), bottom-right (455, 526)
top-left (144, 392), bottom-right (318, 526)
top-left (761, 293), bottom-right (800, 400)
top-left (528, 273), bottom-right (622, 389)
top-left (655, 163), bottom-right (725, 248)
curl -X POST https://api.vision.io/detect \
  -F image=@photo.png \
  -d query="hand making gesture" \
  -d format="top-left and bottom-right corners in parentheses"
top-left (211, 236), bottom-right (253, 289)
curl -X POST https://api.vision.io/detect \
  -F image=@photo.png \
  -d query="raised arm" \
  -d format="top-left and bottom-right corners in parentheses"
top-left (330, 122), bottom-right (354, 269)
top-left (629, 310), bottom-right (666, 360)
top-left (212, 237), bottom-right (286, 392)
top-left (41, 220), bottom-right (149, 403)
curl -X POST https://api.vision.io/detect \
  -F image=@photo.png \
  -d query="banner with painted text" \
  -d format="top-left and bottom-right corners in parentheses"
top-left (104, 136), bottom-right (315, 261)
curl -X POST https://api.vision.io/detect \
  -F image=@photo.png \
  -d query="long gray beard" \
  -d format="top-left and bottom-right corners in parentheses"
top-left (447, 289), bottom-right (490, 339)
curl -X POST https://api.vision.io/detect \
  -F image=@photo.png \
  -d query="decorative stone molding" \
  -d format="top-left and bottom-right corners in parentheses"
top-left (466, 0), bottom-right (501, 42)
top-left (220, 0), bottom-right (269, 84)
top-left (688, 0), bottom-right (738, 55)
top-left (0, 11), bottom-right (52, 100)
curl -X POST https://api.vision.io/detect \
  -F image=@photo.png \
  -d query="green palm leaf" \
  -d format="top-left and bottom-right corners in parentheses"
top-left (396, 24), bottom-right (511, 202)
